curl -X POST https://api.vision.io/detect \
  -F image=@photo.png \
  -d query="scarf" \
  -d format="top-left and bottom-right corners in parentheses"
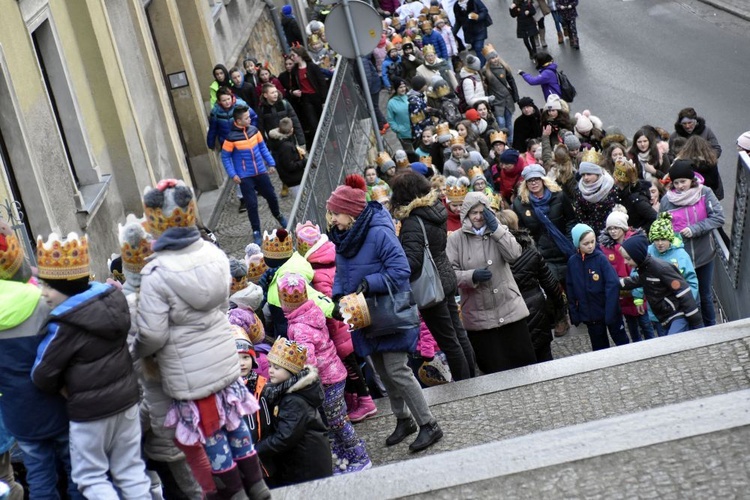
top-left (153, 226), bottom-right (201, 252)
top-left (264, 367), bottom-right (310, 407)
top-left (329, 202), bottom-right (377, 259)
top-left (578, 174), bottom-right (615, 204)
top-left (529, 189), bottom-right (577, 258)
top-left (666, 185), bottom-right (702, 207)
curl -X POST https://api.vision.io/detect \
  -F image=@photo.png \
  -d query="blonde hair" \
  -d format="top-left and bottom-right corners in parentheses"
top-left (517, 176), bottom-right (561, 203)
top-left (496, 209), bottom-right (519, 231)
top-left (431, 174), bottom-right (446, 189)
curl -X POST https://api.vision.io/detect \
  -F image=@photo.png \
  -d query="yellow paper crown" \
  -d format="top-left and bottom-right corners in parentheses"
top-left (246, 254), bottom-right (268, 283)
top-left (339, 292), bottom-right (372, 331)
top-left (429, 5), bottom-right (441, 15)
top-left (36, 232), bottom-right (90, 281)
top-left (422, 44), bottom-right (436, 57)
top-left (0, 230), bottom-right (24, 281)
top-left (420, 154), bottom-right (433, 166)
top-left (267, 338), bottom-right (308, 375)
top-left (481, 44), bottom-right (497, 57)
top-left (371, 184), bottom-right (391, 203)
top-left (450, 135), bottom-right (466, 147)
top-left (436, 122), bottom-right (451, 137)
top-left (118, 214), bottom-right (153, 275)
top-left (445, 178), bottom-right (469, 203)
top-left (262, 229), bottom-right (294, 260)
top-left (142, 180), bottom-right (197, 237)
top-left (406, 18), bottom-right (418, 29)
top-left (580, 148), bottom-right (603, 165)
top-left (396, 156), bottom-right (410, 170)
top-left (231, 275), bottom-right (248, 294)
top-left (613, 158), bottom-right (637, 185)
top-left (490, 130), bottom-right (508, 145)
top-left (376, 151), bottom-right (393, 167)
top-left (467, 166), bottom-right (484, 182)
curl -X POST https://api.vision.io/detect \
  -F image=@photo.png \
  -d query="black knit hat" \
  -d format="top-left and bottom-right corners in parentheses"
top-left (669, 159), bottom-right (695, 181)
top-left (518, 96), bottom-right (535, 109)
top-left (621, 233), bottom-right (649, 267)
top-left (43, 277), bottom-right (91, 297)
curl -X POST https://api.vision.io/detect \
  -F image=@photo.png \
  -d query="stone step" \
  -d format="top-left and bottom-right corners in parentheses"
top-left (274, 389), bottom-right (750, 499)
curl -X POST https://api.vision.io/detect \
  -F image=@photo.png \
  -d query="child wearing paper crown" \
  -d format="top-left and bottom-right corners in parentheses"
top-left (31, 232), bottom-right (152, 499)
top-left (295, 221), bottom-right (378, 423)
top-left (277, 273), bottom-right (372, 474)
top-left (255, 338), bottom-right (333, 486)
top-left (598, 206), bottom-right (656, 342)
top-left (565, 223), bottom-right (630, 351)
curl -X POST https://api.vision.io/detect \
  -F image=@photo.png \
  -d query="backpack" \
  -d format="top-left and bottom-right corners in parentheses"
top-left (440, 97), bottom-right (463, 127)
top-left (556, 70), bottom-right (577, 103)
top-left (455, 75), bottom-right (475, 113)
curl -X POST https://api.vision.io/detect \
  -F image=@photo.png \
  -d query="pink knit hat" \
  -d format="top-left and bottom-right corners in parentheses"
top-left (295, 221), bottom-right (321, 256)
top-left (326, 175), bottom-right (367, 218)
top-left (278, 273), bottom-right (308, 312)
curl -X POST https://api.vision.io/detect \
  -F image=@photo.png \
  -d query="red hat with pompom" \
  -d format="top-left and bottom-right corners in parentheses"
top-left (326, 174), bottom-right (367, 218)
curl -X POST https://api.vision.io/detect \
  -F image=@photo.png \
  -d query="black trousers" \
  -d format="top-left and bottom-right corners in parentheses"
top-left (467, 319), bottom-right (537, 374)
top-left (420, 293), bottom-right (475, 381)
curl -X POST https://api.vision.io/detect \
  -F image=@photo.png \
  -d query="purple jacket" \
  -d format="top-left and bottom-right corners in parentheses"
top-left (521, 63), bottom-right (562, 100)
top-left (287, 300), bottom-right (347, 385)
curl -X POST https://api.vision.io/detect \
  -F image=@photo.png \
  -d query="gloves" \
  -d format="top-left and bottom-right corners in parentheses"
top-left (483, 208), bottom-right (499, 232)
top-left (518, 70), bottom-right (525, 76)
top-left (332, 301), bottom-right (344, 322)
top-left (355, 279), bottom-right (369, 296)
top-left (472, 268), bottom-right (493, 283)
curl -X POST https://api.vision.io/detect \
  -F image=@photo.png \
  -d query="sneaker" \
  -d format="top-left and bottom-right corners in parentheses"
top-left (409, 421), bottom-right (443, 453)
top-left (253, 231), bottom-right (262, 246)
top-left (276, 215), bottom-right (288, 228)
top-left (345, 457), bottom-right (372, 474)
top-left (385, 417), bottom-right (418, 446)
top-left (349, 395), bottom-right (378, 423)
top-left (238, 200), bottom-right (247, 213)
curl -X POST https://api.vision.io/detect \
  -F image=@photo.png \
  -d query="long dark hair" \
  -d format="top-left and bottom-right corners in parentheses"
top-left (390, 171), bottom-right (432, 209)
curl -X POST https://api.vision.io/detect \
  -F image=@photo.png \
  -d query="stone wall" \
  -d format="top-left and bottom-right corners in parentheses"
top-left (232, 7), bottom-right (286, 77)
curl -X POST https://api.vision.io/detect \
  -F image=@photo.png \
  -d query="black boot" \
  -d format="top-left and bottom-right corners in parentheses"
top-left (385, 417), bottom-right (418, 446)
top-left (409, 421), bottom-right (443, 452)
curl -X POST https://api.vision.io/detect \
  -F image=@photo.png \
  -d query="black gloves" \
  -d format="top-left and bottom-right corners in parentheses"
top-left (332, 301), bottom-right (344, 322)
top-left (355, 279), bottom-right (369, 296)
top-left (483, 208), bottom-right (499, 233)
top-left (473, 268), bottom-right (493, 283)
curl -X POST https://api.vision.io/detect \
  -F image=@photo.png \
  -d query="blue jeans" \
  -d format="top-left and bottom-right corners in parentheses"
top-left (666, 316), bottom-right (689, 334)
top-left (471, 39), bottom-right (487, 67)
top-left (16, 432), bottom-right (84, 500)
top-left (493, 105), bottom-right (515, 147)
top-left (624, 314), bottom-right (656, 342)
top-left (585, 319), bottom-right (629, 351)
top-left (237, 173), bottom-right (282, 233)
top-left (695, 261), bottom-right (716, 327)
top-left (551, 10), bottom-right (563, 33)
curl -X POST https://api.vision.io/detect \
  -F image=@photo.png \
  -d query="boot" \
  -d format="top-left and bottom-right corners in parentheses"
top-left (280, 184), bottom-right (289, 197)
top-left (385, 417), bottom-right (418, 446)
top-left (348, 395), bottom-right (378, 423)
top-left (409, 421), bottom-right (443, 453)
top-left (572, 36), bottom-right (580, 50)
top-left (344, 392), bottom-right (358, 414)
top-left (344, 440), bottom-right (372, 473)
top-left (539, 28), bottom-right (547, 48)
top-left (275, 214), bottom-right (288, 228)
top-left (238, 199), bottom-right (247, 213)
top-left (563, 26), bottom-right (569, 38)
top-left (557, 31), bottom-right (564, 44)
top-left (235, 453), bottom-right (271, 500)
top-left (252, 231), bottom-right (262, 246)
top-left (212, 466), bottom-right (249, 500)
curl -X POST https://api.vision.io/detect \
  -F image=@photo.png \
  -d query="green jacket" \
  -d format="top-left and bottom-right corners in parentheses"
top-left (267, 253), bottom-right (334, 317)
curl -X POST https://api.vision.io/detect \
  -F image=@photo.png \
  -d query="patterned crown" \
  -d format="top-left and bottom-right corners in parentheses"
top-left (246, 254), bottom-right (267, 283)
top-left (339, 292), bottom-right (372, 331)
top-left (422, 44), bottom-right (436, 57)
top-left (36, 232), bottom-right (90, 281)
top-left (613, 158), bottom-right (638, 185)
top-left (295, 221), bottom-right (321, 257)
top-left (228, 308), bottom-right (266, 345)
top-left (231, 274), bottom-right (248, 294)
top-left (118, 214), bottom-right (153, 275)
top-left (467, 166), bottom-right (484, 183)
top-left (420, 154), bottom-right (433, 166)
top-left (445, 176), bottom-right (469, 203)
top-left (0, 223), bottom-right (24, 281)
top-left (142, 179), bottom-right (197, 237)
top-left (580, 148), bottom-right (603, 165)
top-left (371, 184), bottom-right (391, 203)
top-left (262, 228), bottom-right (294, 261)
top-left (267, 337), bottom-right (308, 375)
top-left (490, 130), bottom-right (508, 145)
top-left (450, 135), bottom-right (466, 147)
top-left (278, 273), bottom-right (308, 311)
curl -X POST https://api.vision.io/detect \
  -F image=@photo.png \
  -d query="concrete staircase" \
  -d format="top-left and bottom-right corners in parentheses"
top-left (275, 320), bottom-right (750, 498)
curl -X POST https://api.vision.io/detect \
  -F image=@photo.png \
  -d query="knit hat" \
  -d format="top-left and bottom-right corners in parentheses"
top-left (118, 214), bottom-right (153, 286)
top-left (281, 4), bottom-right (292, 16)
top-left (668, 159), bottom-right (695, 181)
top-left (244, 243), bottom-right (267, 283)
top-left (737, 131), bottom-right (750, 151)
top-left (229, 257), bottom-right (249, 294)
top-left (579, 161), bottom-right (603, 176)
top-left (521, 164), bottom-right (545, 181)
top-left (563, 132), bottom-right (581, 151)
top-left (142, 179), bottom-right (197, 237)
top-left (410, 162), bottom-right (430, 176)
top-left (233, 327), bottom-right (257, 364)
top-left (327, 174), bottom-right (368, 218)
top-left (278, 272), bottom-right (308, 312)
top-left (295, 221), bottom-right (321, 256)
top-left (605, 205), bottom-right (629, 231)
top-left (545, 94), bottom-right (563, 111)
top-left (465, 109), bottom-right (480, 122)
top-left (518, 96), bottom-right (535, 109)
top-left (649, 212), bottom-right (675, 243)
top-left (267, 337), bottom-right (308, 375)
top-left (230, 281), bottom-right (264, 311)
top-left (262, 228), bottom-right (294, 268)
top-left (499, 149), bottom-right (520, 164)
top-left (37, 232), bottom-right (91, 296)
top-left (411, 75), bottom-right (427, 91)
top-left (465, 55), bottom-right (481, 72)
top-left (574, 110), bottom-right (598, 134)
top-left (0, 219), bottom-right (30, 282)
top-left (571, 223), bottom-right (594, 248)
top-left (621, 233), bottom-right (649, 266)
top-left (376, 151), bottom-right (396, 174)
top-left (228, 308), bottom-right (265, 344)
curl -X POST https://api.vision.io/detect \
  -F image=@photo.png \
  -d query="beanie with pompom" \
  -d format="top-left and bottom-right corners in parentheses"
top-left (326, 174), bottom-right (368, 218)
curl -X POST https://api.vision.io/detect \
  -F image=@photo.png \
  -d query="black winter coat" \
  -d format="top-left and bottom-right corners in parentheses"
top-left (267, 128), bottom-right (305, 187)
top-left (512, 109), bottom-right (542, 152)
top-left (513, 190), bottom-right (576, 266)
top-left (256, 367), bottom-right (332, 486)
top-left (394, 192), bottom-right (457, 295)
top-left (233, 81), bottom-right (258, 111)
top-left (616, 181), bottom-right (657, 232)
top-left (257, 98), bottom-right (306, 147)
top-left (453, 0), bottom-right (490, 43)
top-left (31, 282), bottom-right (139, 422)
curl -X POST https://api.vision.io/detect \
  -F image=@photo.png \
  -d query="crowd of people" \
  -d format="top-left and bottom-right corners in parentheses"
top-left (3, 1), bottom-right (750, 498)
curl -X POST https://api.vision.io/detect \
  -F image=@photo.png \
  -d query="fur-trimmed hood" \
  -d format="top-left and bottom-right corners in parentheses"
top-left (268, 127), bottom-right (293, 141)
top-left (510, 228), bottom-right (535, 249)
top-left (674, 116), bottom-right (707, 138)
top-left (287, 364), bottom-right (320, 394)
top-left (393, 190), bottom-right (439, 221)
top-left (264, 364), bottom-right (322, 408)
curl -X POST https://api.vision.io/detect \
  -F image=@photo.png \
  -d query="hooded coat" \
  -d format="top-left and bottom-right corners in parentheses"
top-left (446, 192), bottom-right (529, 331)
top-left (452, 0), bottom-right (490, 43)
top-left (669, 116), bottom-right (722, 159)
top-left (206, 97), bottom-right (252, 149)
top-left (268, 127), bottom-right (305, 187)
top-left (598, 229), bottom-right (643, 317)
top-left (32, 282), bottom-right (140, 422)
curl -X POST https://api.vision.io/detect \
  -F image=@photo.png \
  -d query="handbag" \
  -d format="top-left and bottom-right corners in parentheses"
top-left (363, 277), bottom-right (420, 338)
top-left (410, 218), bottom-right (446, 309)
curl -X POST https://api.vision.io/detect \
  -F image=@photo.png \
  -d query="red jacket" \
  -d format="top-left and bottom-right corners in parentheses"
top-left (599, 229), bottom-right (642, 317)
top-left (445, 201), bottom-right (462, 233)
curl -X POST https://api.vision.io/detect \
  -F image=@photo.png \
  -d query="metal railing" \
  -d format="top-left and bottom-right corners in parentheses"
top-left (286, 57), bottom-right (385, 230)
top-left (1, 198), bottom-right (36, 266)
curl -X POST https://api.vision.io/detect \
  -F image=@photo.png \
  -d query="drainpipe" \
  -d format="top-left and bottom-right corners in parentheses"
top-left (264, 0), bottom-right (290, 55)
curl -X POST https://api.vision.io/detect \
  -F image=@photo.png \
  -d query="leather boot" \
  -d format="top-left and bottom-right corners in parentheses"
top-left (212, 466), bottom-right (249, 500)
top-left (385, 417), bottom-right (418, 446)
top-left (539, 28), bottom-right (547, 48)
top-left (409, 421), bottom-right (444, 453)
top-left (235, 453), bottom-right (271, 500)
top-left (557, 31), bottom-right (564, 44)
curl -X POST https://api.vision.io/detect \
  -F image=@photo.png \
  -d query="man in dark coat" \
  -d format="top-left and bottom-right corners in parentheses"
top-left (280, 5), bottom-right (304, 47)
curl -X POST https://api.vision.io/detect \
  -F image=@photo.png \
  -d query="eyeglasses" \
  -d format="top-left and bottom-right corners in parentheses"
top-left (525, 178), bottom-right (542, 183)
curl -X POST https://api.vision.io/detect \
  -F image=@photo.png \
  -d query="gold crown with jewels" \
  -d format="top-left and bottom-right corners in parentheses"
top-left (36, 232), bottom-right (90, 280)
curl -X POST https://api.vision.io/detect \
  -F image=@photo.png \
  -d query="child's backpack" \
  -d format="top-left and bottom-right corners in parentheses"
top-left (455, 75), bottom-right (475, 113)
top-left (439, 97), bottom-right (463, 127)
top-left (556, 69), bottom-right (577, 103)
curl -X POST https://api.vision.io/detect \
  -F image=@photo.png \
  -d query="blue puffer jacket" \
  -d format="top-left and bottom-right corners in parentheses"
top-left (206, 98), bottom-right (255, 149)
top-left (421, 31), bottom-right (448, 60)
top-left (332, 203), bottom-right (418, 357)
top-left (565, 247), bottom-right (621, 325)
top-left (221, 124), bottom-right (276, 178)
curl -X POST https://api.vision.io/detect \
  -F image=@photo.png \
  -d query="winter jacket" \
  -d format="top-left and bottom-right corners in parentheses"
top-left (557, 0), bottom-right (578, 19)
top-left (290, 62), bottom-right (330, 98)
top-left (245, 374), bottom-right (272, 451)
top-left (281, 15), bottom-right (304, 47)
top-left (32, 282), bottom-right (139, 422)
top-left (669, 116), bottom-right (722, 158)
top-left (393, 191), bottom-right (458, 296)
top-left (381, 56), bottom-right (403, 89)
top-left (267, 128), bottom-right (305, 187)
top-left (416, 59), bottom-right (459, 92)
top-left (616, 181), bottom-right (657, 232)
top-left (286, 300), bottom-right (347, 386)
top-left (267, 253), bottom-right (335, 319)
top-left (565, 248), bottom-right (621, 326)
top-left (484, 64), bottom-right (519, 113)
top-left (206, 98), bottom-right (252, 149)
top-left (575, 186), bottom-right (619, 236)
top-left (437, 26), bottom-right (459, 58)
top-left (659, 185), bottom-right (724, 268)
top-left (136, 239), bottom-right (240, 400)
top-left (510, 1), bottom-right (538, 38)
top-left (521, 63), bottom-right (562, 101)
top-left (493, 159), bottom-right (526, 202)
top-left (387, 94), bottom-right (412, 140)
top-left (446, 202), bottom-right (462, 233)
top-left (257, 98), bottom-right (305, 147)
top-left (331, 202), bottom-right (419, 357)
top-left (459, 69), bottom-right (487, 108)
top-left (361, 56), bottom-right (382, 94)
top-left (444, 151), bottom-right (485, 178)
top-left (232, 79), bottom-right (258, 110)
top-left (513, 106), bottom-right (542, 152)
top-left (221, 123), bottom-right (276, 178)
top-left (407, 89), bottom-right (432, 139)
top-left (446, 191), bottom-right (529, 331)
top-left (422, 31), bottom-right (448, 59)
top-left (621, 255), bottom-right (702, 328)
top-left (599, 229), bottom-right (643, 317)
top-left (453, 0), bottom-right (490, 43)
top-left (0, 281), bottom-right (67, 440)
top-left (256, 366), bottom-right (332, 486)
top-left (513, 189), bottom-right (576, 266)
top-left (255, 78), bottom-right (286, 102)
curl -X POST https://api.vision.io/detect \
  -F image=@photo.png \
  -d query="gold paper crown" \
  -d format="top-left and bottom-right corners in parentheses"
top-left (376, 151), bottom-right (393, 166)
top-left (613, 158), bottom-right (638, 185)
top-left (490, 130), bottom-right (508, 145)
top-left (450, 135), bottom-right (466, 147)
top-left (278, 273), bottom-right (308, 310)
top-left (422, 44), bottom-right (436, 57)
top-left (371, 184), bottom-right (391, 203)
top-left (0, 231), bottom-right (24, 281)
top-left (118, 215), bottom-right (153, 275)
top-left (580, 148), bottom-right (603, 165)
top-left (385, 42), bottom-right (395, 52)
top-left (36, 232), bottom-right (90, 281)
top-left (142, 180), bottom-right (197, 237)
top-left (396, 156), bottom-right (410, 169)
top-left (481, 43), bottom-right (497, 57)
top-left (406, 18), bottom-right (418, 29)
top-left (422, 20), bottom-right (433, 29)
top-left (246, 310), bottom-right (265, 344)
top-left (340, 292), bottom-right (372, 331)
top-left (308, 34), bottom-right (321, 46)
top-left (420, 154), bottom-right (433, 165)
top-left (267, 338), bottom-right (308, 375)
top-left (262, 229), bottom-right (294, 260)
top-left (246, 255), bottom-right (268, 283)
top-left (418, 14), bottom-right (427, 22)
top-left (467, 166), bottom-right (484, 182)
top-left (231, 274), bottom-right (248, 294)
top-left (436, 122), bottom-right (451, 137)
top-left (402, 36), bottom-right (413, 46)
top-left (391, 16), bottom-right (401, 28)
top-left (429, 5), bottom-right (441, 15)
top-left (445, 181), bottom-right (468, 203)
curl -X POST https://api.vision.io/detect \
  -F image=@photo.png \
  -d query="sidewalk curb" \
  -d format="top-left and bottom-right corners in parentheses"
top-left (695, 0), bottom-right (750, 22)
top-left (208, 177), bottom-right (233, 230)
